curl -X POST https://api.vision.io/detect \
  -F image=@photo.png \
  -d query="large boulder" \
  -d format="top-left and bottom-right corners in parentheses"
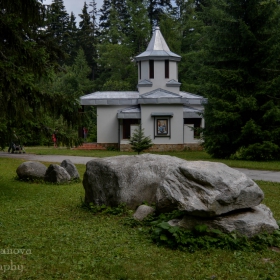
top-left (61, 159), bottom-right (79, 180)
top-left (45, 164), bottom-right (71, 183)
top-left (16, 161), bottom-right (47, 180)
top-left (83, 154), bottom-right (185, 209)
top-left (168, 204), bottom-right (279, 237)
top-left (83, 154), bottom-right (263, 214)
top-left (156, 161), bottom-right (264, 217)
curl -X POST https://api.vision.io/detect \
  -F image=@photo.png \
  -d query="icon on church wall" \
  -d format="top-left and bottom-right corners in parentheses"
top-left (157, 119), bottom-right (168, 135)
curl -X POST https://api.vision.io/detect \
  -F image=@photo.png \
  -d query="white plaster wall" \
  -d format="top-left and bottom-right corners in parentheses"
top-left (140, 61), bottom-right (149, 80)
top-left (141, 105), bottom-right (183, 144)
top-left (96, 106), bottom-right (124, 143)
top-left (170, 61), bottom-right (178, 80)
top-left (184, 125), bottom-right (194, 143)
top-left (184, 125), bottom-right (203, 144)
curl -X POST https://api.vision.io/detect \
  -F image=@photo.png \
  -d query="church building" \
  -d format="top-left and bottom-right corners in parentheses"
top-left (80, 27), bottom-right (207, 151)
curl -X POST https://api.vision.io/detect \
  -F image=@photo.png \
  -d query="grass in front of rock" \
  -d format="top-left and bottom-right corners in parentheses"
top-left (12, 146), bottom-right (280, 171)
top-left (1, 157), bottom-right (280, 279)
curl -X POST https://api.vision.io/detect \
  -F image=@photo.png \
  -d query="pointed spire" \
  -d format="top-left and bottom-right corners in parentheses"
top-left (135, 27), bottom-right (181, 61)
top-left (146, 27), bottom-right (170, 52)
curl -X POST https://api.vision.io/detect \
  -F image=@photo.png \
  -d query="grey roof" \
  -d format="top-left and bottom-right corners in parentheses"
top-left (141, 88), bottom-right (181, 98)
top-left (117, 106), bottom-right (141, 119)
top-left (151, 112), bottom-right (174, 117)
top-left (138, 79), bottom-right (153, 87)
top-left (180, 91), bottom-right (208, 105)
top-left (80, 91), bottom-right (139, 106)
top-left (179, 91), bottom-right (204, 99)
top-left (183, 106), bottom-right (203, 118)
top-left (139, 89), bottom-right (185, 104)
top-left (80, 89), bottom-right (207, 106)
top-left (166, 79), bottom-right (181, 87)
top-left (135, 27), bottom-right (181, 61)
top-left (81, 91), bottom-right (139, 99)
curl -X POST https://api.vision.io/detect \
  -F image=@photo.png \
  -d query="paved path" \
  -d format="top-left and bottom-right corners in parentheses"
top-left (1, 152), bottom-right (280, 183)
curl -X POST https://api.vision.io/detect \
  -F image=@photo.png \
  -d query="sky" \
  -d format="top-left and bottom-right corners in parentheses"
top-left (43, 0), bottom-right (103, 20)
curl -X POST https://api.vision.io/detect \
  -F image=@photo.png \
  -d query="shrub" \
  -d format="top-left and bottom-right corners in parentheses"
top-left (231, 141), bottom-right (280, 160)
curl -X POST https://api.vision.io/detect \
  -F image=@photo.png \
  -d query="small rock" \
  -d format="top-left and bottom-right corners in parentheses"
top-left (16, 161), bottom-right (47, 180)
top-left (169, 204), bottom-right (279, 238)
top-left (45, 164), bottom-right (71, 183)
top-left (61, 159), bottom-right (79, 180)
top-left (133, 205), bottom-right (155, 221)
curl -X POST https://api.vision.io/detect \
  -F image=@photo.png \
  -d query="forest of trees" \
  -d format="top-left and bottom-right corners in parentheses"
top-left (1, 0), bottom-right (280, 159)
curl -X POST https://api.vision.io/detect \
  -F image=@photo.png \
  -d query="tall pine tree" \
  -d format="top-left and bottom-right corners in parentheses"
top-left (64, 12), bottom-right (78, 65)
top-left (99, 0), bottom-right (129, 36)
top-left (78, 2), bottom-right (97, 79)
top-left (147, 0), bottom-right (172, 27)
top-left (45, 0), bottom-right (69, 64)
top-left (126, 0), bottom-right (151, 54)
top-left (201, 0), bottom-right (280, 160)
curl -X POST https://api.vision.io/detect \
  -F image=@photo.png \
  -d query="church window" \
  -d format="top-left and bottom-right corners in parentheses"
top-left (149, 60), bottom-right (154, 79)
top-left (165, 60), bottom-right (169, 78)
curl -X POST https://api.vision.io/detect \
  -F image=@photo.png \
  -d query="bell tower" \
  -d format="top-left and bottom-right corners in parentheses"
top-left (135, 27), bottom-right (182, 95)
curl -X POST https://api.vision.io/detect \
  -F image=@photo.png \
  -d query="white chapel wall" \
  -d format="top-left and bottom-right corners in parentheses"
top-left (140, 61), bottom-right (149, 80)
top-left (96, 106), bottom-right (124, 143)
top-left (141, 104), bottom-right (183, 144)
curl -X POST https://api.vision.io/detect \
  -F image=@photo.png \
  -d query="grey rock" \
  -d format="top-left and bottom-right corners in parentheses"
top-left (61, 159), bottom-right (80, 180)
top-left (45, 164), bottom-right (71, 183)
top-left (83, 154), bottom-right (263, 215)
top-left (157, 161), bottom-right (264, 217)
top-left (169, 204), bottom-right (279, 238)
top-left (83, 154), bottom-right (185, 209)
top-left (16, 161), bottom-right (47, 180)
top-left (133, 205), bottom-right (155, 221)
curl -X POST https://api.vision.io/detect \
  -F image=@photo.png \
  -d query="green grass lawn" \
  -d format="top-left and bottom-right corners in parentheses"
top-left (0, 157), bottom-right (280, 279)
top-left (20, 146), bottom-right (280, 171)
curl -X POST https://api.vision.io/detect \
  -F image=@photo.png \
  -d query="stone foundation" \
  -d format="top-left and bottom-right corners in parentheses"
top-left (98, 143), bottom-right (119, 150)
top-left (120, 143), bottom-right (203, 152)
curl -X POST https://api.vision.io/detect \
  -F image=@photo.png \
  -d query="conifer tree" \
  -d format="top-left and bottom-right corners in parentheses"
top-left (147, 0), bottom-right (172, 27)
top-left (99, 0), bottom-right (129, 36)
top-left (78, 2), bottom-right (97, 79)
top-left (200, 0), bottom-right (280, 160)
top-left (64, 12), bottom-right (78, 65)
top-left (95, 5), bottom-right (138, 90)
top-left (0, 0), bottom-right (67, 148)
top-left (174, 0), bottom-right (206, 93)
top-left (99, 0), bottom-right (111, 31)
top-left (129, 125), bottom-right (153, 154)
top-left (45, 0), bottom-right (69, 64)
top-left (127, 0), bottom-right (151, 54)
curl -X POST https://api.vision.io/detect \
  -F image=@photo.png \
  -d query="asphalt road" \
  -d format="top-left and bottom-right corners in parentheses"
top-left (1, 152), bottom-right (280, 183)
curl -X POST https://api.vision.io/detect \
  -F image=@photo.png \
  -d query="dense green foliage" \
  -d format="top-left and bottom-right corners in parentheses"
top-left (0, 0), bottom-right (59, 148)
top-left (147, 211), bottom-right (280, 252)
top-left (201, 0), bottom-right (280, 160)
